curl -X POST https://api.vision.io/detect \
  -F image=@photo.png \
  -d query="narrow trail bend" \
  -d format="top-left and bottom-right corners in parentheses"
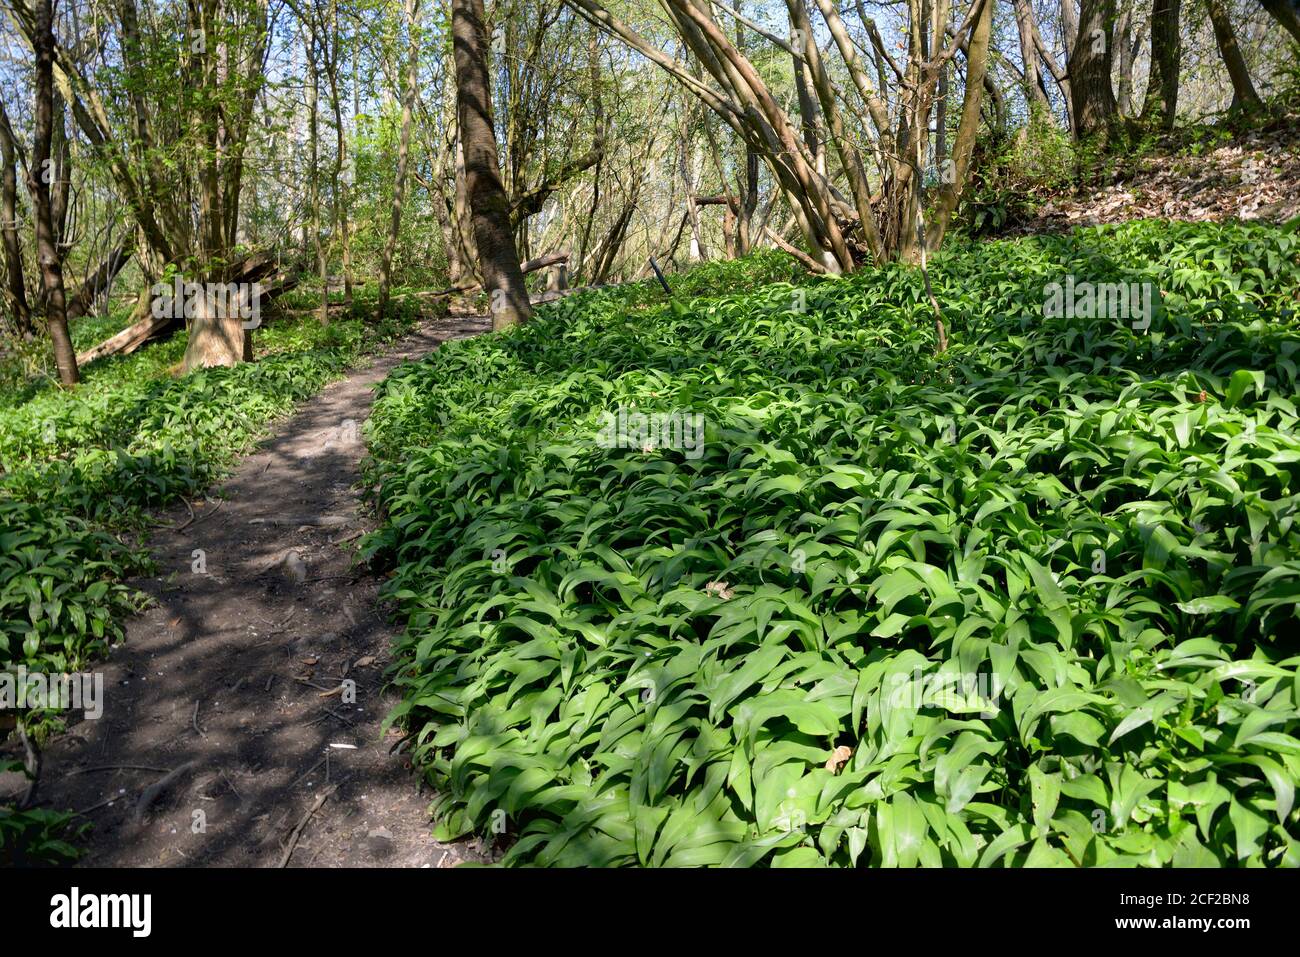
top-left (32, 313), bottom-right (490, 867)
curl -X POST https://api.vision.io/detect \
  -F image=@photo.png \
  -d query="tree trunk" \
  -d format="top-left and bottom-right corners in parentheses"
top-left (28, 0), bottom-right (78, 386)
top-left (791, 29), bottom-right (823, 169)
top-left (1068, 0), bottom-right (1118, 139)
top-left (1115, 8), bottom-right (1134, 116)
top-left (1258, 0), bottom-right (1300, 47)
top-left (452, 0), bottom-right (531, 330)
top-left (307, 20), bottom-right (326, 324)
top-left (452, 133), bottom-right (481, 287)
top-left (50, 91), bottom-right (70, 252)
top-left (926, 0), bottom-right (992, 250)
top-left (680, 116), bottom-right (707, 261)
top-left (1062, 0), bottom-right (1080, 63)
top-left (1014, 0), bottom-right (1050, 112)
top-left (0, 100), bottom-right (33, 338)
top-left (936, 54), bottom-right (949, 167)
top-left (339, 9), bottom-right (354, 308)
top-left (735, 8), bottom-right (758, 256)
top-left (377, 0), bottom-right (420, 318)
top-left (182, 293), bottom-right (252, 370)
top-left (1206, 0), bottom-right (1262, 110)
top-left (1141, 0), bottom-right (1181, 128)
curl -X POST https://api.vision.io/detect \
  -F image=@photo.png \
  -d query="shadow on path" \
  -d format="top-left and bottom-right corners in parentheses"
top-left (22, 314), bottom-right (489, 867)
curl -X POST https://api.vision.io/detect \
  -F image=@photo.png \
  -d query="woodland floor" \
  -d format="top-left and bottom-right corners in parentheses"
top-left (1007, 114), bottom-right (1300, 233)
top-left (12, 312), bottom-right (490, 867)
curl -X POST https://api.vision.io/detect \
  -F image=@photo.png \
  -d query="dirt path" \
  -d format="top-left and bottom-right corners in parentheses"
top-left (26, 314), bottom-right (489, 867)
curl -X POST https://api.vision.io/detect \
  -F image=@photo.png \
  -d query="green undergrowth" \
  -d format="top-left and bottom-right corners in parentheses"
top-left (364, 220), bottom-right (1300, 867)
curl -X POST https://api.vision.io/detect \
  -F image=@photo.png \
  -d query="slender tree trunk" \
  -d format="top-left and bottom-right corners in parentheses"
top-left (786, 0), bottom-right (882, 265)
top-left (377, 0), bottom-right (420, 318)
top-left (735, 8), bottom-right (758, 256)
top-left (0, 100), bottom-right (33, 338)
top-left (926, 0), bottom-right (992, 250)
top-left (680, 113), bottom-right (707, 261)
top-left (1206, 0), bottom-right (1262, 110)
top-left (1068, 0), bottom-right (1119, 139)
top-left (452, 0), bottom-right (531, 329)
top-left (1062, 0), bottom-right (1080, 63)
top-left (739, 146), bottom-right (758, 256)
top-left (935, 54), bottom-right (949, 168)
top-left (1115, 8), bottom-right (1134, 116)
top-left (336, 5), bottom-right (353, 310)
top-left (50, 91), bottom-right (70, 253)
top-left (29, 0), bottom-right (78, 386)
top-left (307, 20), bottom-right (326, 324)
top-left (1141, 0), bottom-right (1181, 128)
top-left (1015, 0), bottom-right (1051, 112)
top-left (791, 30), bottom-right (823, 169)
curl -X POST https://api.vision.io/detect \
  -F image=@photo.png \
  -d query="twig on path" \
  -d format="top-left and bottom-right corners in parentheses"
top-left (294, 677), bottom-right (335, 693)
top-left (278, 781), bottom-right (344, 868)
top-left (132, 761), bottom-right (198, 825)
top-left (250, 516), bottom-right (348, 527)
top-left (173, 497), bottom-right (197, 533)
top-left (68, 764), bottom-right (170, 776)
top-left (289, 755), bottom-right (328, 788)
top-left (220, 769), bottom-right (242, 799)
top-left (322, 707), bottom-right (353, 726)
top-left (74, 795), bottom-right (127, 817)
top-left (192, 699), bottom-right (206, 738)
top-left (179, 496), bottom-right (226, 533)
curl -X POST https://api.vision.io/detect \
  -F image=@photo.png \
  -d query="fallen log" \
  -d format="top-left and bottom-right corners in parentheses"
top-left (521, 251), bottom-right (569, 293)
top-left (74, 252), bottom-right (300, 367)
top-left (762, 225), bottom-right (828, 274)
top-left (520, 251), bottom-right (568, 273)
top-left (74, 289), bottom-right (170, 367)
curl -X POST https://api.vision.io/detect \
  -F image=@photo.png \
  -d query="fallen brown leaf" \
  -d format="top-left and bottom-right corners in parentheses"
top-left (825, 745), bottom-right (854, 773)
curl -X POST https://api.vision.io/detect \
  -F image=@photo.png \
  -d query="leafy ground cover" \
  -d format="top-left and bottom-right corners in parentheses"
top-left (0, 305), bottom-right (413, 864)
top-left (363, 223), bottom-right (1300, 867)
